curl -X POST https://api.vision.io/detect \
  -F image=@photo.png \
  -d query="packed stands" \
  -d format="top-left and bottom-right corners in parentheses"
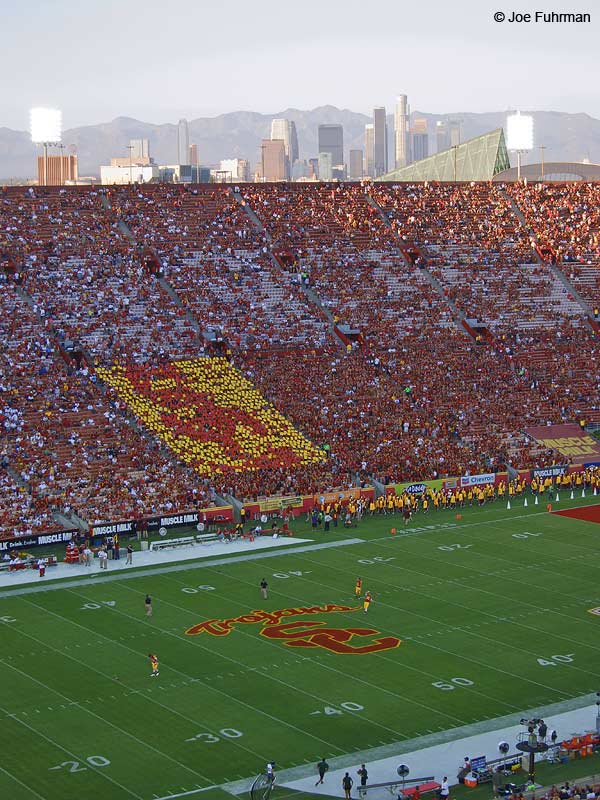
top-left (109, 184), bottom-right (329, 350)
top-left (507, 182), bottom-right (600, 309)
top-left (1, 182), bottom-right (598, 536)
top-left (372, 183), bottom-right (585, 334)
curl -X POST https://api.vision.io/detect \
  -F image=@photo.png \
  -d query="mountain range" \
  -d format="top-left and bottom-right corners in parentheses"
top-left (2, 106), bottom-right (600, 181)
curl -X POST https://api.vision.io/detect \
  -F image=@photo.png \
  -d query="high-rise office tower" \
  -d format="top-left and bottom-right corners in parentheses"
top-left (177, 119), bottom-right (190, 165)
top-left (449, 120), bottom-right (461, 147)
top-left (364, 124), bottom-right (374, 177)
top-left (260, 139), bottom-right (287, 181)
top-left (270, 119), bottom-right (294, 178)
top-left (436, 121), bottom-right (450, 153)
top-left (373, 107), bottom-right (388, 177)
top-left (189, 143), bottom-right (199, 166)
top-left (289, 121), bottom-right (299, 164)
top-left (349, 149), bottom-right (363, 179)
top-left (394, 95), bottom-right (409, 169)
top-left (410, 118), bottom-right (429, 162)
top-left (317, 124), bottom-right (344, 168)
top-left (318, 152), bottom-right (333, 181)
top-left (130, 139), bottom-right (150, 160)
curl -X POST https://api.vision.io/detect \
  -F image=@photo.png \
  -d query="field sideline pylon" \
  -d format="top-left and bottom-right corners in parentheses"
top-left (534, 495), bottom-right (539, 505)
top-left (555, 492), bottom-right (560, 502)
top-left (507, 500), bottom-right (511, 509)
top-left (570, 490), bottom-right (574, 500)
top-left (524, 498), bottom-right (528, 507)
top-left (583, 488), bottom-right (587, 497)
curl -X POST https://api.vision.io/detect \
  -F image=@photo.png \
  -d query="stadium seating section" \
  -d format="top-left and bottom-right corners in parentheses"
top-left (1, 181), bottom-right (599, 535)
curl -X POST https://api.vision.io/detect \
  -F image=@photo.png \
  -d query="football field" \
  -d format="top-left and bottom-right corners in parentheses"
top-left (2, 499), bottom-right (600, 800)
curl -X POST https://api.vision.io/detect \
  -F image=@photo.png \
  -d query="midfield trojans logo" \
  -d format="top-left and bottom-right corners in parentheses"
top-left (185, 603), bottom-right (402, 655)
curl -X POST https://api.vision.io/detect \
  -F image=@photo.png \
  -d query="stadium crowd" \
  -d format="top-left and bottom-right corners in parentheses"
top-left (1, 182), bottom-right (598, 538)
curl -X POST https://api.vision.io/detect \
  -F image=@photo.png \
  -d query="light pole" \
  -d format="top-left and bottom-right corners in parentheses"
top-left (127, 145), bottom-right (134, 184)
top-left (452, 145), bottom-right (459, 181)
top-left (539, 145), bottom-right (546, 180)
top-left (58, 143), bottom-right (65, 185)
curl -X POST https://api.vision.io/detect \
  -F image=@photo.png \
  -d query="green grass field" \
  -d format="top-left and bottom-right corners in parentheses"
top-left (2, 497), bottom-right (600, 800)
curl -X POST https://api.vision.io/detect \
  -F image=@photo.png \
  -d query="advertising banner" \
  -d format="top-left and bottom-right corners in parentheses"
top-left (524, 424), bottom-right (600, 464)
top-left (460, 473), bottom-right (496, 487)
top-left (395, 478), bottom-right (445, 495)
top-left (531, 465), bottom-right (568, 480)
top-left (0, 529), bottom-right (75, 551)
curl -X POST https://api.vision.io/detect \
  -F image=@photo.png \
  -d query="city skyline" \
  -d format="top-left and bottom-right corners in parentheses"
top-left (1, 0), bottom-right (598, 131)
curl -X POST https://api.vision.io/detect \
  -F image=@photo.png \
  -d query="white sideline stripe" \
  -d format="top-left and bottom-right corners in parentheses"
top-left (153, 787), bottom-right (217, 800)
top-left (0, 538), bottom-right (364, 599)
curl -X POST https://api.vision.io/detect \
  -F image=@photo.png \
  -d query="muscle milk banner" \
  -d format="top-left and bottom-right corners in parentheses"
top-left (524, 423), bottom-right (600, 465)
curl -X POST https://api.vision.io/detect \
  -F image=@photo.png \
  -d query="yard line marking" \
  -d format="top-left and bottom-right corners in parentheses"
top-left (0, 538), bottom-right (364, 599)
top-left (21, 594), bottom-right (342, 761)
top-left (151, 784), bottom-right (217, 799)
top-left (0, 693), bottom-right (144, 799)
top-left (0, 638), bottom-right (212, 785)
top-left (0, 764), bottom-right (48, 800)
top-left (118, 579), bottom-right (461, 732)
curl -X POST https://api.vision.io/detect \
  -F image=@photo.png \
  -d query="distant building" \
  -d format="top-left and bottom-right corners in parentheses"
top-left (410, 118), bottom-right (429, 162)
top-left (373, 107), bottom-right (388, 177)
top-left (160, 164), bottom-right (209, 183)
top-left (449, 120), bottom-right (461, 147)
top-left (349, 149), bottom-right (363, 179)
top-left (260, 139), bottom-right (287, 181)
top-left (37, 154), bottom-right (78, 186)
top-left (292, 160), bottom-right (310, 180)
top-left (411, 133), bottom-right (429, 162)
top-left (189, 143), bottom-right (199, 166)
top-left (219, 158), bottom-right (250, 182)
top-left (130, 139), bottom-right (150, 160)
top-left (100, 164), bottom-right (159, 184)
top-left (318, 152), bottom-right (333, 181)
top-left (308, 157), bottom-right (319, 179)
top-left (394, 95), bottom-right (409, 169)
top-left (317, 124), bottom-right (344, 169)
top-left (177, 119), bottom-right (190, 165)
top-left (270, 118), bottom-right (295, 177)
top-left (436, 121), bottom-right (450, 153)
top-left (364, 124), bottom-right (374, 177)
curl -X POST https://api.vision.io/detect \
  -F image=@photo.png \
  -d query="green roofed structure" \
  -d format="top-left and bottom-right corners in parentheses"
top-left (378, 128), bottom-right (510, 182)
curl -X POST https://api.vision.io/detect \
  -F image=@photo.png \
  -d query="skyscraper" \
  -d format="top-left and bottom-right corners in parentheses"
top-left (318, 152), bottom-right (333, 181)
top-left (394, 95), bottom-right (409, 169)
top-left (410, 118), bottom-right (429, 162)
top-left (349, 149), bottom-right (363, 179)
top-left (189, 143), bottom-right (199, 166)
top-left (289, 121), bottom-right (299, 165)
top-left (449, 120), bottom-right (461, 147)
top-left (436, 121), bottom-right (450, 153)
top-left (373, 107), bottom-right (388, 177)
top-left (177, 119), bottom-right (190, 165)
top-left (364, 124), bottom-right (374, 177)
top-left (130, 139), bottom-right (150, 160)
top-left (260, 139), bottom-right (287, 181)
top-left (317, 124), bottom-right (344, 167)
top-left (270, 119), bottom-right (294, 178)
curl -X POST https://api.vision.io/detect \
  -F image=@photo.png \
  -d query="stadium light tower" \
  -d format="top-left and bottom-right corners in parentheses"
top-left (506, 112), bottom-right (534, 181)
top-left (30, 107), bottom-right (62, 186)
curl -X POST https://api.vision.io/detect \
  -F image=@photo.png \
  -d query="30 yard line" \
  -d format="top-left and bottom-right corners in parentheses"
top-left (21, 593), bottom-right (345, 759)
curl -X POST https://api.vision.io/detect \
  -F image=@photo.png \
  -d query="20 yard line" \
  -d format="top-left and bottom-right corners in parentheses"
top-left (0, 693), bottom-right (144, 799)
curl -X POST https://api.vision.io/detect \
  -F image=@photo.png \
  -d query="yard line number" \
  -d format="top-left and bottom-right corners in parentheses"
top-left (537, 654), bottom-right (575, 667)
top-left (432, 677), bottom-right (474, 690)
top-left (186, 728), bottom-right (243, 743)
top-left (49, 756), bottom-right (110, 773)
top-left (80, 601), bottom-right (116, 610)
top-left (513, 531), bottom-right (543, 539)
top-left (357, 556), bottom-right (395, 566)
top-left (181, 585), bottom-right (216, 594)
top-left (437, 544), bottom-right (472, 552)
top-left (310, 702), bottom-right (365, 716)
top-left (272, 571), bottom-right (311, 578)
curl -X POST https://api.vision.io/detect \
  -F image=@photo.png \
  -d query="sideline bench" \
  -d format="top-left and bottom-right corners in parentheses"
top-left (358, 779), bottom-right (439, 798)
top-left (150, 536), bottom-right (195, 552)
top-left (0, 554), bottom-right (58, 572)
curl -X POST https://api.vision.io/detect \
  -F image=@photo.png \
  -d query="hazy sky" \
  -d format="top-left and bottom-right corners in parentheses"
top-left (1, 0), bottom-right (598, 129)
